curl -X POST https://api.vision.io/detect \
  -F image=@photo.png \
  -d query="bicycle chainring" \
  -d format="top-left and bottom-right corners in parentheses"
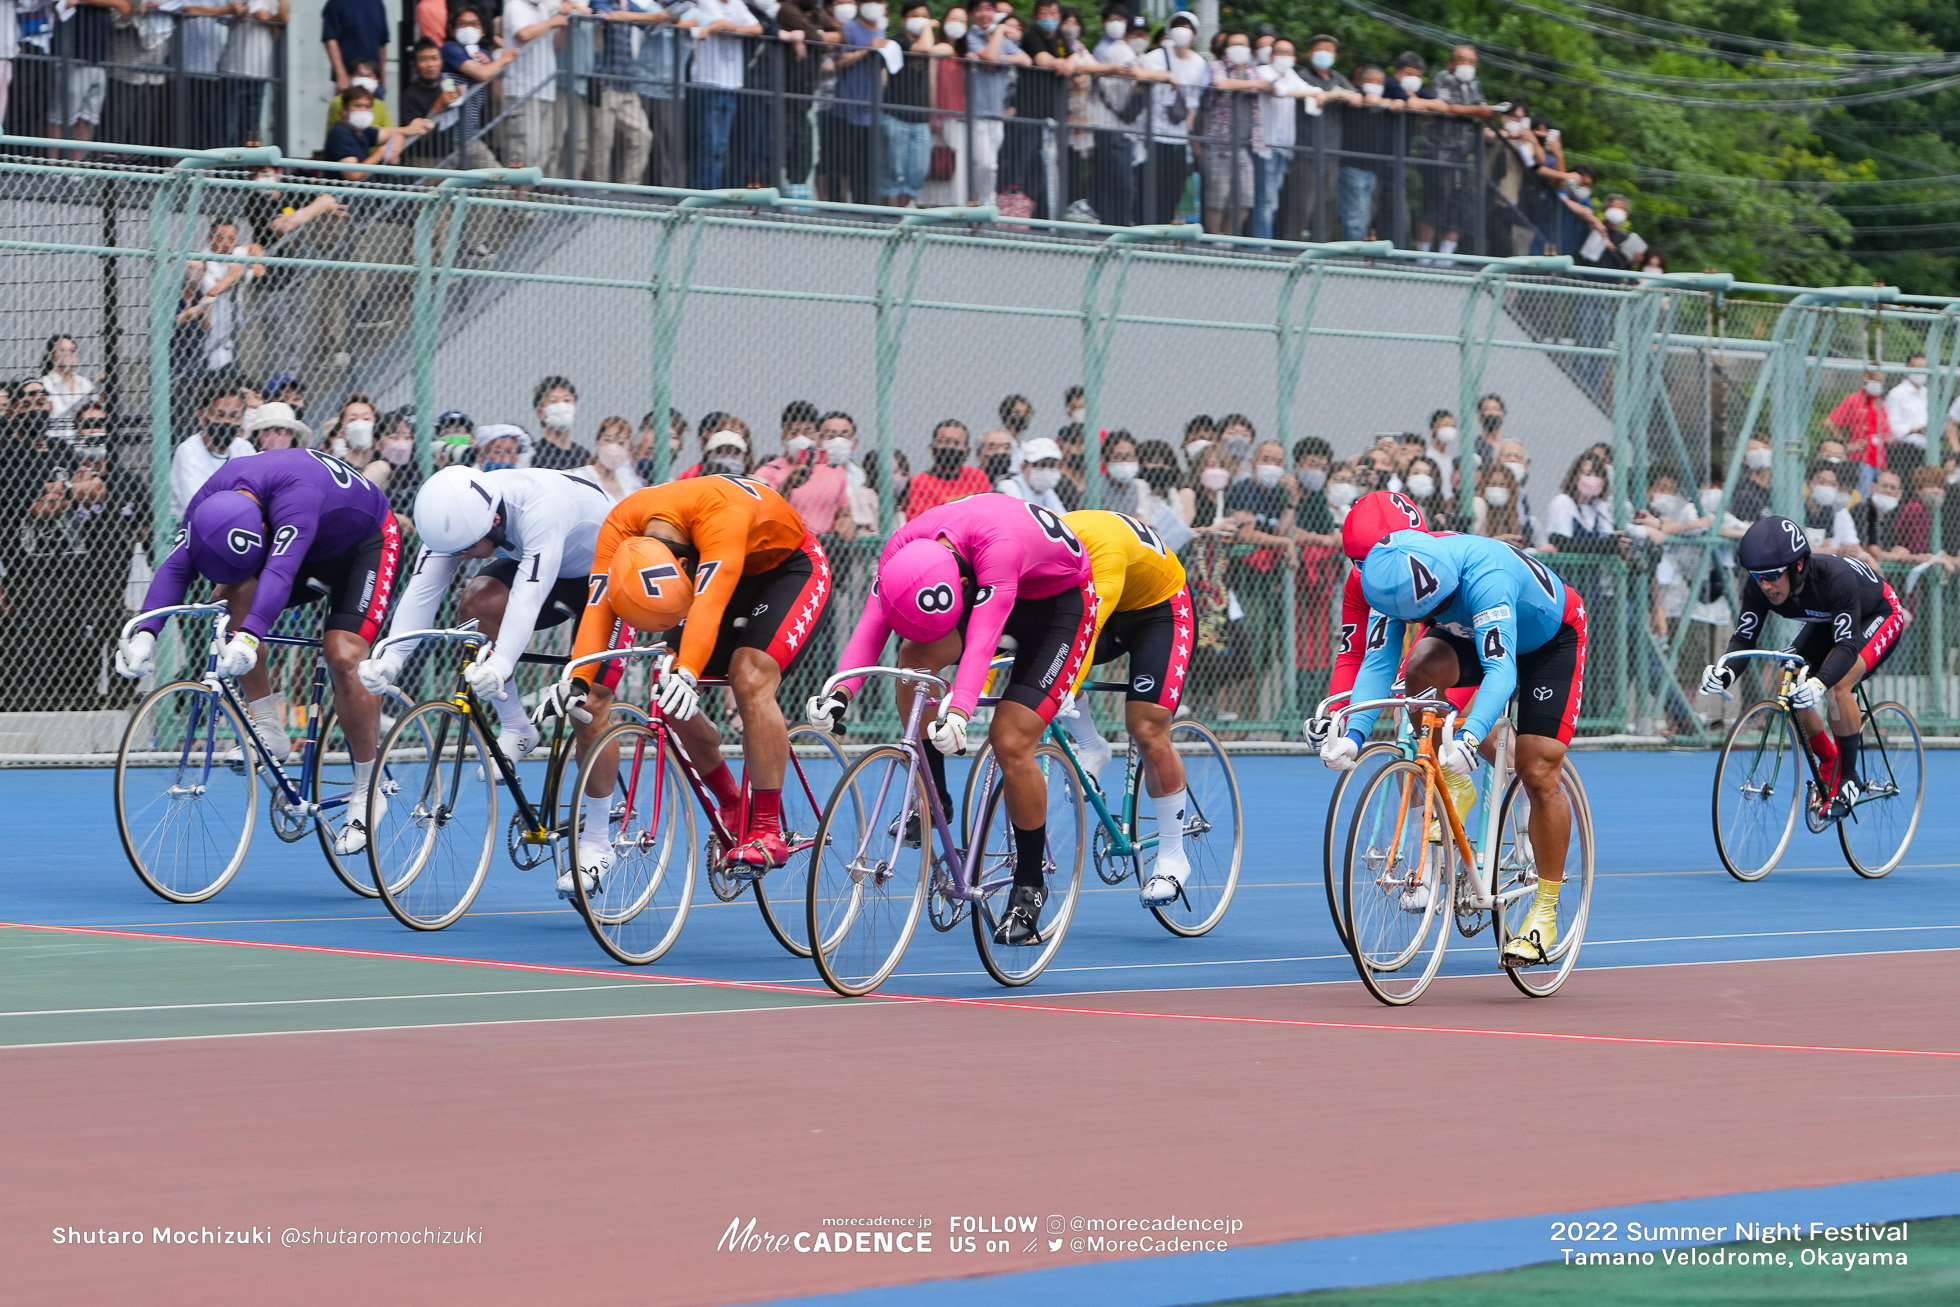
top-left (706, 833), bottom-right (746, 901)
top-left (507, 813), bottom-right (554, 870)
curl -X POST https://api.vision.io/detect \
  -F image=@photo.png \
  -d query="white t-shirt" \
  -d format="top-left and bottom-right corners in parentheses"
top-left (168, 431), bottom-right (257, 520)
top-left (1140, 46), bottom-right (1207, 141)
top-left (390, 468), bottom-right (615, 682)
top-left (219, 0), bottom-right (282, 78)
top-left (40, 369), bottom-right (96, 427)
top-left (1545, 492), bottom-right (1612, 541)
top-left (1885, 378), bottom-right (1928, 446)
top-left (502, 0), bottom-right (562, 101)
top-left (1088, 38), bottom-right (1139, 131)
top-left (1259, 66), bottom-right (1309, 150)
top-left (687, 0), bottom-right (757, 90)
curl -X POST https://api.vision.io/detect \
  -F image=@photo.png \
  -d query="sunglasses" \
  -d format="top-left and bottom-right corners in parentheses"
top-left (1748, 568), bottom-right (1788, 584)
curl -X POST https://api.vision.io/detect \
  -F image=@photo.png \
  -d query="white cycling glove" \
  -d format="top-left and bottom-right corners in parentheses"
top-left (115, 630), bottom-right (156, 679)
top-left (1439, 731), bottom-right (1481, 777)
top-left (1302, 715), bottom-right (1333, 749)
top-left (656, 665), bottom-right (700, 721)
top-left (537, 677), bottom-right (591, 724)
top-left (1789, 675), bottom-right (1827, 712)
top-left (807, 689), bottom-right (849, 735)
top-left (213, 630), bottom-right (261, 679)
top-left (1319, 732), bottom-right (1361, 772)
top-left (357, 653), bottom-right (403, 696)
top-left (1699, 663), bottom-right (1735, 697)
top-left (463, 654), bottom-right (507, 702)
top-left (927, 710), bottom-right (969, 757)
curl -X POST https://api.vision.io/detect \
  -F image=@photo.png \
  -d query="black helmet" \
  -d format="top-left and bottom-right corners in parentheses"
top-left (1738, 515), bottom-right (1810, 577)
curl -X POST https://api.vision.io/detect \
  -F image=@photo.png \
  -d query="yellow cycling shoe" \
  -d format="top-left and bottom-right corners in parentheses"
top-left (1502, 880), bottom-right (1561, 968)
top-left (1427, 768), bottom-right (1480, 844)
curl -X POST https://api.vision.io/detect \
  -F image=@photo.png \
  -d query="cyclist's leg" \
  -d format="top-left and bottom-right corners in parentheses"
top-left (895, 631), bottom-right (964, 818)
top-left (323, 517), bottom-right (405, 852)
top-left (571, 617), bottom-right (637, 875)
top-left (1401, 632), bottom-right (1482, 829)
top-left (1830, 584), bottom-right (1909, 791)
top-left (458, 562), bottom-right (533, 749)
top-left (1114, 591), bottom-right (1193, 899)
top-left (1058, 590), bottom-right (1125, 787)
top-left (1786, 623), bottom-right (1840, 793)
top-left (213, 577), bottom-right (288, 759)
top-left (1502, 596), bottom-right (1585, 962)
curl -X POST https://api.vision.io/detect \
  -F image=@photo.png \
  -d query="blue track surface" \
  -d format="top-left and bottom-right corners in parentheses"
top-left (8, 752), bottom-right (1958, 997)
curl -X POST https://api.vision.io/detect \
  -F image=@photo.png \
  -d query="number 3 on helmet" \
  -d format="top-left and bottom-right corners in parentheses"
top-left (1340, 490), bottom-right (1429, 563)
top-left (881, 538), bottom-right (965, 642)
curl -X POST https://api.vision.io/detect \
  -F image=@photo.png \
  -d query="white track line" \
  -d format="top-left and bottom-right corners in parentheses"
top-left (0, 983), bottom-right (666, 1019)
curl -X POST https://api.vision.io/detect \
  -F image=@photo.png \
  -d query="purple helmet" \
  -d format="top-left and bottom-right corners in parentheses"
top-left (186, 489), bottom-right (268, 584)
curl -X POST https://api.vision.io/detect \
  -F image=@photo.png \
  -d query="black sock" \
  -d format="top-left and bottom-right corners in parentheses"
top-left (1836, 734), bottom-right (1861, 789)
top-left (923, 747), bottom-right (953, 817)
top-left (1013, 823), bottom-right (1048, 890)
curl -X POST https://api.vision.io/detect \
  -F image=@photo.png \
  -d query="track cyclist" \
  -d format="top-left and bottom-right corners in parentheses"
top-left (1700, 516), bottom-right (1909, 819)
top-left (1306, 491), bottom-right (1480, 834)
top-left (356, 464), bottom-right (614, 760)
top-left (1324, 527), bottom-right (1586, 967)
top-left (809, 494), bottom-right (1098, 946)
top-left (1060, 509), bottom-right (1198, 905)
top-left (115, 447), bottom-right (402, 853)
top-left (549, 474), bottom-right (831, 892)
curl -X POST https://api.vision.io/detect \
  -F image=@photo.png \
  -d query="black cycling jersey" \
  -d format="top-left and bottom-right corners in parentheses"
top-left (1725, 552), bottom-right (1894, 686)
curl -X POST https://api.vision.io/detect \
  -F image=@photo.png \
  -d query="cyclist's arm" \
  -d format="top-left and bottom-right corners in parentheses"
top-left (1722, 578), bottom-right (1769, 657)
top-left (1463, 599), bottom-right (1521, 741)
top-left (134, 531), bottom-right (197, 635)
top-left (385, 546), bottom-right (463, 644)
top-left (947, 576), bottom-right (1019, 719)
top-left (1342, 613), bottom-right (1407, 737)
top-left (239, 512), bottom-right (319, 638)
top-left (483, 534), bottom-right (563, 682)
top-left (1327, 570), bottom-right (1370, 696)
top-left (833, 581), bottom-right (895, 700)
top-left (673, 512), bottom-right (752, 680)
top-left (1811, 569), bottom-right (1867, 687)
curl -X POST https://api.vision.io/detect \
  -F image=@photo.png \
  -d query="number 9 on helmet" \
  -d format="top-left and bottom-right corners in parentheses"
top-left (1358, 531), bottom-right (1459, 622)
top-left (880, 537), bottom-right (965, 642)
top-left (608, 536), bottom-right (693, 633)
top-left (1340, 490), bottom-right (1429, 563)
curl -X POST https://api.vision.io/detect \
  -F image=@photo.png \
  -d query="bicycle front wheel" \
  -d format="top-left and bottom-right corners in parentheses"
top-left (1322, 742), bottom-right (1401, 953)
top-left (1712, 701), bottom-right (1801, 882)
top-left (1135, 721), bottom-right (1243, 938)
top-left (807, 745), bottom-right (932, 996)
top-left (1342, 760), bottom-right (1454, 1007)
top-left (366, 701), bottom-right (497, 930)
top-left (314, 688), bottom-right (416, 898)
top-left (115, 680), bottom-right (257, 903)
top-left (1839, 701), bottom-right (1924, 879)
top-left (1495, 760), bottom-right (1595, 999)
top-left (753, 727), bottom-right (851, 958)
top-left (970, 743), bottom-right (1086, 987)
top-left (573, 722), bottom-right (696, 965)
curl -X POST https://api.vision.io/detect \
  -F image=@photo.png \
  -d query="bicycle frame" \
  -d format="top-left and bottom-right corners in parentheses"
top-left (1716, 648), bottom-right (1902, 816)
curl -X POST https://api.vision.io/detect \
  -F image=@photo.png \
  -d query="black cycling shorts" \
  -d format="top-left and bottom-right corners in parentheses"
top-left (477, 557), bottom-right (587, 629)
top-left (1089, 586), bottom-right (1194, 712)
top-left (291, 515), bottom-right (402, 644)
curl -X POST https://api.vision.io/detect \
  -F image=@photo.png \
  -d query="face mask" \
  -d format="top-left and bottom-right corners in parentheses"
top-left (1299, 468), bottom-right (1327, 492)
top-left (905, 15), bottom-right (929, 34)
top-left (1480, 412), bottom-right (1503, 433)
top-left (1310, 48), bottom-right (1334, 70)
top-left (1571, 185), bottom-right (1592, 201)
top-left (1028, 467), bottom-right (1063, 493)
top-left (1482, 485), bottom-right (1511, 508)
top-left (1700, 487), bottom-right (1723, 513)
top-left (1948, 468), bottom-right (1960, 486)
top-left (1199, 467), bottom-right (1231, 492)
top-left (1399, 75), bottom-right (1422, 94)
top-left (1226, 45), bottom-right (1252, 65)
top-left (1170, 26), bottom-right (1193, 48)
top-left (707, 455), bottom-right (745, 475)
top-left (351, 77), bottom-right (379, 93)
top-left (1864, 380), bottom-right (1883, 397)
top-left (1406, 473), bottom-right (1436, 499)
top-left (381, 439), bottom-right (414, 467)
top-left (1327, 481), bottom-right (1359, 508)
top-left (1576, 474), bottom-right (1605, 499)
top-left (1106, 461), bottom-right (1140, 484)
top-left (1811, 485), bottom-right (1838, 508)
top-left (1037, 15), bottom-right (1058, 32)
top-left (593, 443), bottom-right (629, 470)
top-left (1602, 207), bottom-right (1628, 226)
top-left (931, 447), bottom-right (965, 476)
top-left (1504, 116), bottom-right (1527, 136)
top-left (542, 401), bottom-right (576, 430)
top-left (1871, 493), bottom-right (1900, 514)
top-left (860, 2), bottom-right (885, 20)
top-left (1184, 438), bottom-right (1213, 460)
top-left (1745, 447), bottom-right (1773, 471)
top-left (1434, 424), bottom-right (1459, 447)
top-left (1224, 433), bottom-right (1253, 460)
top-left (1104, 21), bottom-right (1125, 40)
top-left (823, 437), bottom-right (854, 465)
top-left (482, 460), bottom-right (514, 472)
top-left (981, 452), bottom-right (1012, 481)
top-left (1127, 36), bottom-right (1149, 53)
top-left (785, 434), bottom-right (815, 456)
top-left (1385, 474), bottom-right (1404, 493)
top-left (834, 3), bottom-right (858, 21)
top-left (1250, 463), bottom-right (1281, 488)
top-left (455, 26), bottom-right (482, 44)
top-left (1648, 492), bottom-right (1682, 517)
top-left (1062, 23), bottom-right (1080, 41)
top-left (1453, 63), bottom-right (1475, 82)
top-left (1141, 465), bottom-right (1177, 492)
top-left (1252, 45), bottom-right (1270, 64)
top-left (341, 417), bottom-right (374, 449)
top-left (943, 18), bottom-right (967, 37)
top-left (1910, 375), bottom-right (1925, 389)
top-left (1272, 54), bottom-right (1295, 72)
top-left (1504, 459), bottom-right (1528, 485)
top-left (1927, 489), bottom-right (1949, 508)
top-left (1363, 82), bottom-right (1386, 97)
top-left (347, 110), bottom-right (375, 131)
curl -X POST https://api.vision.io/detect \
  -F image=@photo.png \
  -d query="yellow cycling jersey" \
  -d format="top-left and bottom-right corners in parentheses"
top-left (1064, 510), bottom-right (1188, 614)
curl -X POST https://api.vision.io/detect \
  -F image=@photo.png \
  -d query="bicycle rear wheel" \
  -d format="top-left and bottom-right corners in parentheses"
top-left (752, 727), bottom-right (851, 958)
top-left (807, 745), bottom-right (931, 996)
top-left (970, 743), bottom-right (1086, 987)
top-left (1342, 760), bottom-right (1454, 1006)
top-left (1495, 761), bottom-right (1595, 998)
top-left (366, 701), bottom-right (497, 930)
top-left (115, 680), bottom-right (257, 903)
top-left (1711, 701), bottom-right (1802, 882)
top-left (1322, 742), bottom-right (1401, 952)
top-left (314, 688), bottom-right (416, 898)
top-left (1136, 721), bottom-right (1243, 938)
top-left (1838, 701), bottom-right (1924, 879)
top-left (573, 722), bottom-right (696, 965)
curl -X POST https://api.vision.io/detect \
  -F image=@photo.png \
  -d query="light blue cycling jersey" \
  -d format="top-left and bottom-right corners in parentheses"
top-left (1347, 530), bottom-right (1572, 742)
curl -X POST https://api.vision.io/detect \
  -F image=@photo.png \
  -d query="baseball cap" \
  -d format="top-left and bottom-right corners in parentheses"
top-left (1020, 437), bottom-right (1063, 463)
top-left (704, 429), bottom-right (749, 454)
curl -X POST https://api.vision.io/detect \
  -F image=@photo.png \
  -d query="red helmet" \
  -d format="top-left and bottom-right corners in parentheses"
top-left (1341, 490), bottom-right (1428, 563)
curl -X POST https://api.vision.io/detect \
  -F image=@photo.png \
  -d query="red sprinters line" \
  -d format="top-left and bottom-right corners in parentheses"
top-left (7, 920), bottom-right (1957, 1061)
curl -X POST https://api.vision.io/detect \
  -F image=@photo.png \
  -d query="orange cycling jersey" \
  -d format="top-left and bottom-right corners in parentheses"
top-left (574, 475), bottom-right (807, 678)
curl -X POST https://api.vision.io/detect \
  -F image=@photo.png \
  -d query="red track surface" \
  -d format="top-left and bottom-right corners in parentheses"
top-left (6, 951), bottom-right (1958, 1307)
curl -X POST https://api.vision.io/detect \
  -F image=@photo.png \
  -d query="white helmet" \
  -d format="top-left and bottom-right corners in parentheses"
top-left (414, 465), bottom-right (502, 554)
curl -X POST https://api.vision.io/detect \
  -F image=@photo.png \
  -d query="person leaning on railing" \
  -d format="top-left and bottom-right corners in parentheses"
top-left (219, 0), bottom-right (289, 148)
top-left (323, 84), bottom-right (435, 182)
top-left (502, 0), bottom-right (584, 176)
top-left (401, 37), bottom-right (480, 167)
top-left (584, 0), bottom-right (666, 185)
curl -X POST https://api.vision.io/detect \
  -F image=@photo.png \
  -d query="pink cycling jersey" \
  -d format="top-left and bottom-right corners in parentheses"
top-left (837, 494), bottom-right (1093, 717)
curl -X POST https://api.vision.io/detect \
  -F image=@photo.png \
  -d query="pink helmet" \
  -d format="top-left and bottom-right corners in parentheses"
top-left (879, 538), bottom-right (964, 643)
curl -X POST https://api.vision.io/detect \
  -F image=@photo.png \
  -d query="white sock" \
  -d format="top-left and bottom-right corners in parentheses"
top-left (582, 794), bottom-right (612, 844)
top-left (249, 693), bottom-right (283, 739)
top-left (1152, 789), bottom-right (1188, 874)
top-left (495, 676), bottom-right (530, 731)
top-left (1439, 238), bottom-right (1459, 255)
top-left (1063, 704), bottom-right (1111, 758)
top-left (1415, 239), bottom-right (1432, 253)
top-left (351, 759), bottom-right (374, 814)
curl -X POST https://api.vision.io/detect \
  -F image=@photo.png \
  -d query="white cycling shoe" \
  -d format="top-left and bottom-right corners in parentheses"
top-left (333, 792), bottom-right (387, 855)
top-left (221, 720), bottom-right (292, 767)
top-left (558, 839), bottom-right (613, 898)
top-left (1075, 737), bottom-right (1115, 791)
top-left (1140, 848), bottom-right (1191, 906)
top-left (498, 719), bottom-right (542, 761)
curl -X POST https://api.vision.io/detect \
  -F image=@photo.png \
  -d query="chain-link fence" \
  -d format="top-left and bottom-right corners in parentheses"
top-left (1, 135), bottom-right (1956, 757)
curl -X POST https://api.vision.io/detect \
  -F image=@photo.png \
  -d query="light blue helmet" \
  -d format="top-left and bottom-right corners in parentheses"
top-left (1359, 530), bottom-right (1459, 622)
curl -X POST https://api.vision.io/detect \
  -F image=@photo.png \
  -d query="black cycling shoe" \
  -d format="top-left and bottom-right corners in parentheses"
top-left (992, 884), bottom-right (1047, 946)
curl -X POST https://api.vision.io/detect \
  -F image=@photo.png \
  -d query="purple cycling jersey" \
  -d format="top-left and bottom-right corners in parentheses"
top-left (140, 449), bottom-right (392, 639)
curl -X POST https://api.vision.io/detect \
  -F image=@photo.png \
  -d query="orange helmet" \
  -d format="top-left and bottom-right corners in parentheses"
top-left (1340, 490), bottom-right (1428, 563)
top-left (608, 536), bottom-right (694, 633)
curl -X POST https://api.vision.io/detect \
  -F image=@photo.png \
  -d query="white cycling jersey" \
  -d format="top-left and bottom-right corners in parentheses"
top-left (392, 468), bottom-right (614, 682)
